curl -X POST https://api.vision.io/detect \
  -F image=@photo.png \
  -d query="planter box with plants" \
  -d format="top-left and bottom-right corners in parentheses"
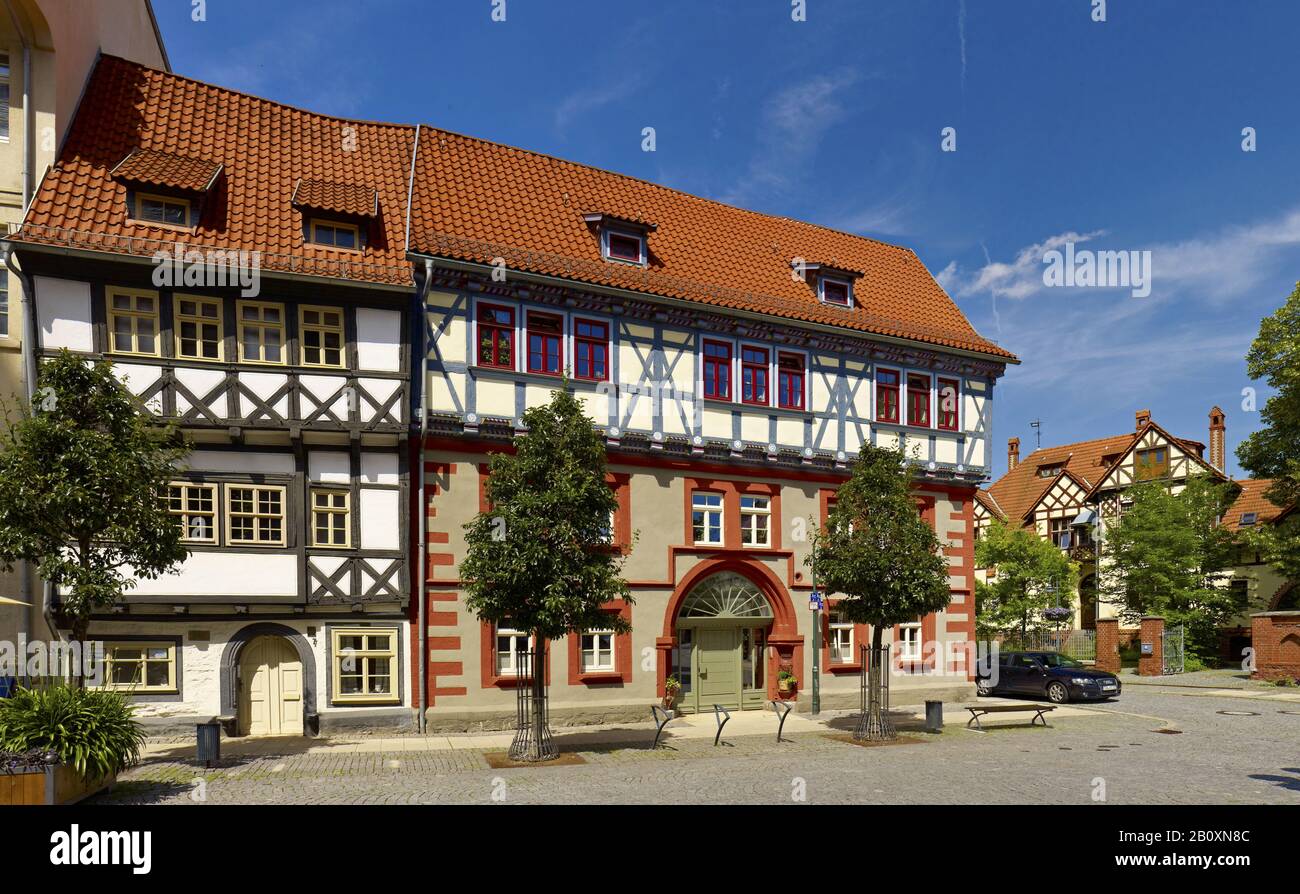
top-left (0, 684), bottom-right (145, 806)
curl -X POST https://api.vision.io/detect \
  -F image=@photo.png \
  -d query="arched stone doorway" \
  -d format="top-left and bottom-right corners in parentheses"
top-left (660, 561), bottom-right (800, 712)
top-left (219, 623), bottom-right (317, 737)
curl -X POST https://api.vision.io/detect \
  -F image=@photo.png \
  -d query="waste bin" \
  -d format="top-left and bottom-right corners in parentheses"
top-left (924, 700), bottom-right (944, 734)
top-left (196, 720), bottom-right (221, 767)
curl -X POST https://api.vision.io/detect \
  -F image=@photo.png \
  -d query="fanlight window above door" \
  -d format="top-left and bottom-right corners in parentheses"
top-left (678, 573), bottom-right (773, 619)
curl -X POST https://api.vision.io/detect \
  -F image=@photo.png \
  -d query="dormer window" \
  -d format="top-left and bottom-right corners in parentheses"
top-left (135, 193), bottom-right (190, 227)
top-left (1240, 512), bottom-right (1257, 527)
top-left (584, 212), bottom-right (654, 266)
top-left (309, 219), bottom-right (361, 250)
top-left (819, 276), bottom-right (853, 307)
top-left (292, 178), bottom-right (378, 252)
top-left (604, 229), bottom-right (645, 264)
top-left (111, 148), bottom-right (223, 231)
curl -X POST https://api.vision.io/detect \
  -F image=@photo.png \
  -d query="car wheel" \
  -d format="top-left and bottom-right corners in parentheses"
top-left (1046, 681), bottom-right (1070, 704)
top-left (976, 679), bottom-right (994, 697)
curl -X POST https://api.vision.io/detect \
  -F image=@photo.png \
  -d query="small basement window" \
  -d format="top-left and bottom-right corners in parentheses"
top-left (819, 276), bottom-right (852, 307)
top-left (604, 229), bottom-right (645, 264)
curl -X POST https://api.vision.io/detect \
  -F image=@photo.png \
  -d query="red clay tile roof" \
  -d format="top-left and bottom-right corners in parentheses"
top-left (16, 56), bottom-right (415, 286)
top-left (1223, 479), bottom-right (1288, 532)
top-left (292, 178), bottom-right (379, 218)
top-left (988, 433), bottom-right (1137, 528)
top-left (406, 129), bottom-right (1015, 362)
top-left (975, 489), bottom-right (1006, 520)
top-left (111, 147), bottom-right (223, 193)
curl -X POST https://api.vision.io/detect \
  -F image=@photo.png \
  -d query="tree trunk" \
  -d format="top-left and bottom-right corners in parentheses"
top-left (507, 634), bottom-right (557, 762)
top-left (855, 624), bottom-right (896, 741)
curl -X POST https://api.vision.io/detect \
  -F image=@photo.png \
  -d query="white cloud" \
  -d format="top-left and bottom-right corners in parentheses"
top-left (553, 75), bottom-right (645, 135)
top-left (721, 70), bottom-right (861, 205)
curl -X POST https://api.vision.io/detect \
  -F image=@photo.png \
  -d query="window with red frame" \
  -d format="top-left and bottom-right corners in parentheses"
top-left (907, 373), bottom-right (931, 427)
top-left (702, 340), bottom-right (732, 400)
top-left (526, 312), bottom-right (563, 375)
top-left (477, 304), bottom-right (514, 369)
top-left (573, 318), bottom-right (609, 381)
top-left (777, 352), bottom-right (805, 410)
top-left (605, 230), bottom-right (643, 263)
top-left (876, 368), bottom-right (900, 423)
top-left (937, 377), bottom-right (960, 431)
top-left (741, 345), bottom-right (769, 405)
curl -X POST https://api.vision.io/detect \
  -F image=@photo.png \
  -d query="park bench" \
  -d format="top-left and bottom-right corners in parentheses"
top-left (965, 703), bottom-right (1055, 732)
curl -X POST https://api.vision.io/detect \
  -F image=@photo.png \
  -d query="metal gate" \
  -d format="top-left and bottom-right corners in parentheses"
top-left (1003, 629), bottom-right (1097, 662)
top-left (1161, 625), bottom-right (1185, 674)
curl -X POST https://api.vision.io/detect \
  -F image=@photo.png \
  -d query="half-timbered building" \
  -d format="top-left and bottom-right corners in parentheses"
top-left (4, 57), bottom-right (415, 735)
top-left (978, 408), bottom-right (1232, 633)
top-left (405, 128), bottom-right (1017, 728)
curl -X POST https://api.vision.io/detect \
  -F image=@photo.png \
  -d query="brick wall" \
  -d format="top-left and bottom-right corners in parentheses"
top-left (1138, 616), bottom-right (1165, 677)
top-left (1250, 612), bottom-right (1300, 682)
top-left (1095, 618), bottom-right (1120, 673)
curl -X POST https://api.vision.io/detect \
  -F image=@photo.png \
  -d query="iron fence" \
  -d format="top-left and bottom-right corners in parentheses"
top-left (1162, 625), bottom-right (1185, 674)
top-left (855, 644), bottom-right (893, 740)
top-left (509, 649), bottom-right (558, 762)
top-left (1001, 629), bottom-right (1097, 662)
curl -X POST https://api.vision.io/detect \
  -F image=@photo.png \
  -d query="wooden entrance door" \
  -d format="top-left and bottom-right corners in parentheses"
top-left (239, 636), bottom-right (304, 737)
top-left (695, 627), bottom-right (741, 711)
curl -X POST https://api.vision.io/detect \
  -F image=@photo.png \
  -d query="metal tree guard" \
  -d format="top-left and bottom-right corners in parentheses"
top-left (509, 648), bottom-right (558, 762)
top-left (855, 643), bottom-right (895, 741)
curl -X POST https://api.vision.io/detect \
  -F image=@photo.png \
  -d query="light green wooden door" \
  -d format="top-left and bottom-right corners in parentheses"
top-left (695, 627), bottom-right (741, 710)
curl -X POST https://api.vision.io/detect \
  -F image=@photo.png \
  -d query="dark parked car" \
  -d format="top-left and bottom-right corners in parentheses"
top-left (976, 651), bottom-right (1121, 704)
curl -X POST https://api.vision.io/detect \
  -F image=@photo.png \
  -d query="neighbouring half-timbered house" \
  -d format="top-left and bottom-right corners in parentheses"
top-left (3, 57), bottom-right (415, 736)
top-left (405, 129), bottom-right (1017, 729)
top-left (979, 408), bottom-right (1232, 636)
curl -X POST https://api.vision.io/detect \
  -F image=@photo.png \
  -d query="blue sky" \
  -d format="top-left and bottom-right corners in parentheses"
top-left (155, 0), bottom-right (1300, 480)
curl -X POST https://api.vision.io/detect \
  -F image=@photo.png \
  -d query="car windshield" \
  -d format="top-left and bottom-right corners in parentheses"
top-left (1034, 652), bottom-right (1082, 668)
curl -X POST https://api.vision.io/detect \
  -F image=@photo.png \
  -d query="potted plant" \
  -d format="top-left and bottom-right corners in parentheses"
top-left (662, 674), bottom-right (681, 710)
top-left (0, 683), bottom-right (146, 805)
top-left (777, 667), bottom-right (798, 696)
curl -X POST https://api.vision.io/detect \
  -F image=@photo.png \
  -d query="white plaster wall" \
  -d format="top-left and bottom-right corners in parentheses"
top-left (308, 450), bottom-right (350, 483)
top-left (35, 276), bottom-right (92, 351)
top-left (186, 450), bottom-right (295, 475)
top-left (127, 552), bottom-right (297, 599)
top-left (360, 451), bottom-right (399, 485)
top-left (355, 308), bottom-right (402, 372)
top-left (359, 489), bottom-right (400, 549)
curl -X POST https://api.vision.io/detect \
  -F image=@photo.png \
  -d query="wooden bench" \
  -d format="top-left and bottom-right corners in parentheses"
top-left (965, 703), bottom-right (1055, 731)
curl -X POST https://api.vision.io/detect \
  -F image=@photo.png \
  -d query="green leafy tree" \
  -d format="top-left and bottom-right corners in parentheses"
top-left (1236, 283), bottom-right (1300, 582)
top-left (1099, 476), bottom-right (1237, 658)
top-left (460, 385), bottom-right (632, 761)
top-left (0, 351), bottom-right (188, 658)
top-left (974, 520), bottom-right (1077, 640)
top-left (808, 445), bottom-right (951, 739)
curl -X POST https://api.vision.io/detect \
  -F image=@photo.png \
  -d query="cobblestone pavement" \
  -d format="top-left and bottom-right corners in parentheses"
top-left (92, 690), bottom-right (1300, 805)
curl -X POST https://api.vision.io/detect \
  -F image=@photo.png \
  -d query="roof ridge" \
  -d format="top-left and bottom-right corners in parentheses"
top-left (1020, 432), bottom-right (1135, 461)
top-left (96, 54), bottom-right (418, 134)
top-left (417, 124), bottom-right (920, 257)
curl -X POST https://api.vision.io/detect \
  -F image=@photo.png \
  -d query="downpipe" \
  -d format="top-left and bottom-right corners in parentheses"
top-left (414, 259), bottom-right (432, 733)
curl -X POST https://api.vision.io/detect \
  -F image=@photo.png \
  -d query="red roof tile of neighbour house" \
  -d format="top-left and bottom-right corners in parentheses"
top-left (111, 147), bottom-right (223, 193)
top-left (406, 128), bottom-right (1015, 362)
top-left (15, 56), bottom-right (415, 286)
top-left (292, 178), bottom-right (379, 218)
top-left (1223, 479), bottom-right (1288, 533)
top-left (987, 433), bottom-right (1137, 528)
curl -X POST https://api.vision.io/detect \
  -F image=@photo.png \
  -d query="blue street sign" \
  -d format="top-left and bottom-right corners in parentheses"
top-left (808, 592), bottom-right (823, 612)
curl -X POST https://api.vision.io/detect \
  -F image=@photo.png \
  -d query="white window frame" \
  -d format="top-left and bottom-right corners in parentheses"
top-left (739, 494), bottom-right (771, 547)
top-left (236, 300), bottom-right (287, 365)
top-left (298, 304), bottom-right (346, 368)
top-left (692, 492), bottom-right (724, 545)
top-left (173, 294), bottom-right (225, 362)
top-left (331, 627), bottom-right (399, 704)
top-left (601, 227), bottom-right (646, 266)
top-left (818, 275), bottom-right (854, 307)
top-left (133, 192), bottom-right (191, 229)
top-left (495, 624), bottom-right (532, 677)
top-left (937, 376), bottom-right (962, 432)
top-left (106, 287), bottom-right (162, 357)
top-left (580, 630), bottom-right (616, 673)
top-left (829, 611), bottom-right (855, 664)
top-left (898, 622), bottom-right (923, 661)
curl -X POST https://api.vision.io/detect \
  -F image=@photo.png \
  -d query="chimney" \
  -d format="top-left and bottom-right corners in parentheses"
top-left (1008, 437), bottom-right (1020, 471)
top-left (1135, 409), bottom-right (1151, 430)
top-left (1209, 406), bottom-right (1225, 472)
